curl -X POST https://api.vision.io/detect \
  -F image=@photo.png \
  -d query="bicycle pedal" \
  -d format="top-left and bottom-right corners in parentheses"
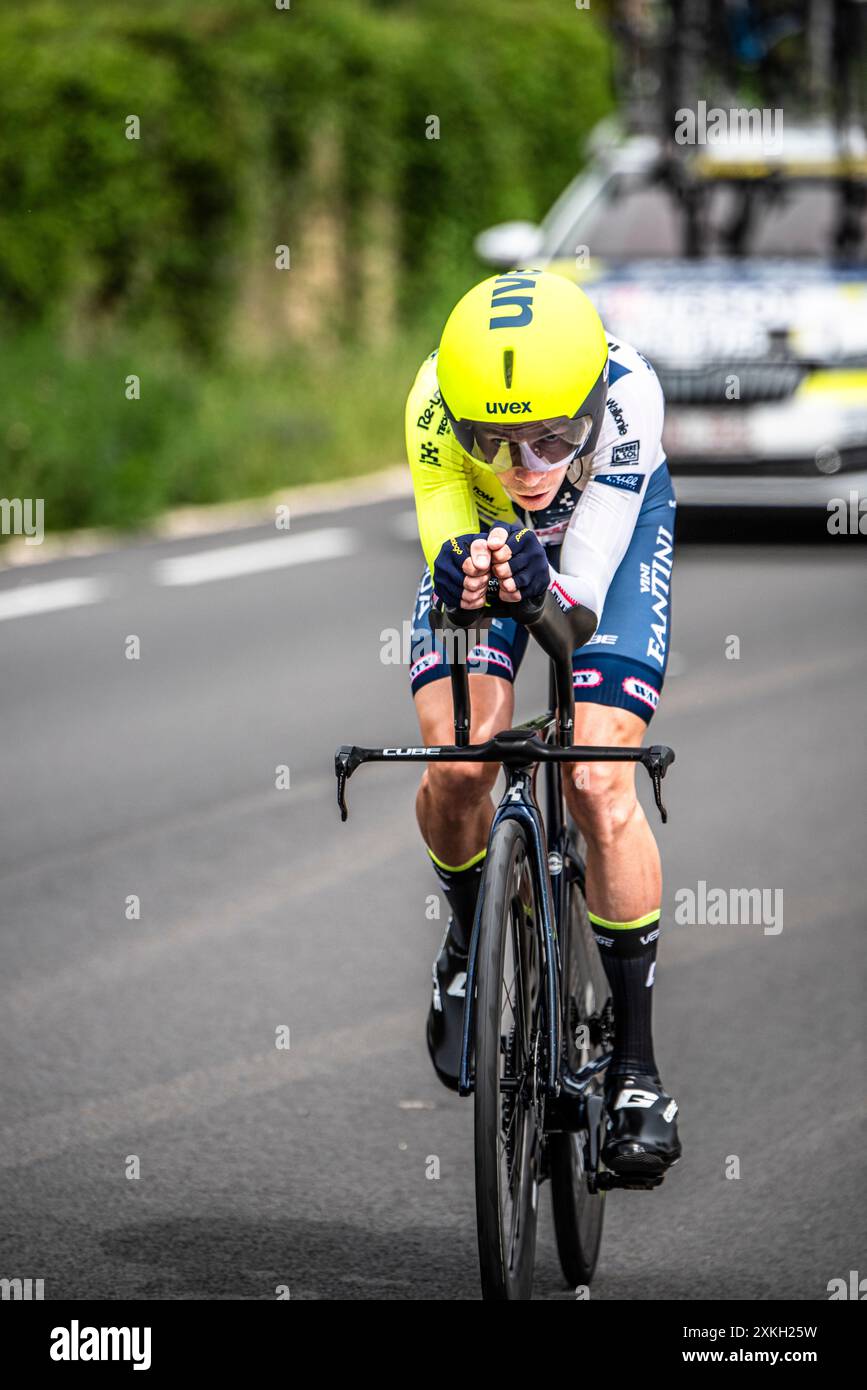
top-left (596, 1170), bottom-right (666, 1192)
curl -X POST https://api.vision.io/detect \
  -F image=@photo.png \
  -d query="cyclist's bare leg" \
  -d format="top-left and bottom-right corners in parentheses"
top-left (564, 700), bottom-right (679, 1165)
top-left (417, 673), bottom-right (515, 1085)
top-left (562, 701), bottom-right (660, 923)
top-left (414, 674), bottom-right (514, 866)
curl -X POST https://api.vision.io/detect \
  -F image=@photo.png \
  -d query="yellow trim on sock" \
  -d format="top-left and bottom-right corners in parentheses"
top-left (426, 846), bottom-right (487, 874)
top-left (587, 909), bottom-right (660, 931)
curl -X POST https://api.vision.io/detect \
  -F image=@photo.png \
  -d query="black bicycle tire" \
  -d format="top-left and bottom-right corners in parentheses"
top-left (474, 815), bottom-right (541, 1301)
top-left (549, 849), bottom-right (607, 1288)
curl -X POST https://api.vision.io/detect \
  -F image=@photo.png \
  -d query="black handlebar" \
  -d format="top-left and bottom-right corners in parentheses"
top-left (335, 586), bottom-right (675, 825)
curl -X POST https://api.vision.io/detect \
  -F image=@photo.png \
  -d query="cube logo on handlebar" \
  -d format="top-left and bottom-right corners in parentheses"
top-left (334, 586), bottom-right (676, 1301)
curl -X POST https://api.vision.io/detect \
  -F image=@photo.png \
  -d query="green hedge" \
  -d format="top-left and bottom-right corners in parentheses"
top-left (0, 0), bottom-right (613, 530)
top-left (0, 326), bottom-right (435, 529)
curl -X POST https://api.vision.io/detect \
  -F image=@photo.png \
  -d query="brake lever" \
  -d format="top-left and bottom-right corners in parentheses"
top-left (643, 744), bottom-right (675, 824)
top-left (335, 745), bottom-right (363, 821)
top-left (651, 766), bottom-right (667, 824)
top-left (336, 768), bottom-right (348, 821)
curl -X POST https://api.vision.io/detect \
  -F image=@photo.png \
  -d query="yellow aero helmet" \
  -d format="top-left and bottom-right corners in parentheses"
top-left (437, 270), bottom-right (609, 475)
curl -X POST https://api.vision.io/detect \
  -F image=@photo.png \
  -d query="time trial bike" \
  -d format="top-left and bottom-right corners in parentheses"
top-left (335, 587), bottom-right (675, 1300)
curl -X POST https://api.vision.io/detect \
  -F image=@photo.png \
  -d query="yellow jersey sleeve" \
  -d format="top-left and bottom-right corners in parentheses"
top-left (405, 353), bottom-right (514, 574)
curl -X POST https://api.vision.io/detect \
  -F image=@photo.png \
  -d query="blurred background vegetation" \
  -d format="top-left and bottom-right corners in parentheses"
top-left (0, 0), bottom-right (613, 532)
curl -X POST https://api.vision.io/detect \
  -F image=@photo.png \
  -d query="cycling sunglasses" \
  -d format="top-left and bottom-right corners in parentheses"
top-left (467, 415), bottom-right (596, 474)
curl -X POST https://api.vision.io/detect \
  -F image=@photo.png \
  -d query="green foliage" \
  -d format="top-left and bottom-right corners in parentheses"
top-left (0, 325), bottom-right (429, 530)
top-left (0, 3), bottom-right (253, 351)
top-left (0, 0), bottom-right (613, 531)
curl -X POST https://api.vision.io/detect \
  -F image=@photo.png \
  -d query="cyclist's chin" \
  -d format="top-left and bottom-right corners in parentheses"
top-left (502, 467), bottom-right (567, 510)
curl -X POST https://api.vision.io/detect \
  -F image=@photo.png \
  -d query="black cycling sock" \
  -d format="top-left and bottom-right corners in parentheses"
top-left (589, 910), bottom-right (660, 1082)
top-left (426, 848), bottom-right (486, 954)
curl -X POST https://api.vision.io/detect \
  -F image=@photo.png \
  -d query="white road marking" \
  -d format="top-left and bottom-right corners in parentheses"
top-left (0, 577), bottom-right (107, 622)
top-left (153, 526), bottom-right (356, 587)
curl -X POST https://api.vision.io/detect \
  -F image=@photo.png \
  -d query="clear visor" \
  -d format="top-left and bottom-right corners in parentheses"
top-left (463, 414), bottom-right (594, 474)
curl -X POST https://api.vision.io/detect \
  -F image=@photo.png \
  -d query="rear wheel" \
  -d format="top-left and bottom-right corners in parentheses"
top-left (474, 816), bottom-right (543, 1301)
top-left (549, 844), bottom-right (610, 1287)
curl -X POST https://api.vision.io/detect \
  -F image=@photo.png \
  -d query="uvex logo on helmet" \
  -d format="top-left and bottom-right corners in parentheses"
top-left (486, 401), bottom-right (532, 414)
top-left (488, 274), bottom-right (537, 330)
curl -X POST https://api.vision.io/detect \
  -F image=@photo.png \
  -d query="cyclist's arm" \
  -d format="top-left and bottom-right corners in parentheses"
top-left (405, 354), bottom-right (482, 573)
top-left (552, 479), bottom-right (643, 615)
top-left (550, 354), bottom-right (666, 615)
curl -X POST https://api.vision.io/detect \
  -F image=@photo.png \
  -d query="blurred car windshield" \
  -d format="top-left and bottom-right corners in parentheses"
top-left (555, 171), bottom-right (867, 262)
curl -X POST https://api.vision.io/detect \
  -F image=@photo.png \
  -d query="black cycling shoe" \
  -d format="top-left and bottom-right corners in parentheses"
top-left (426, 920), bottom-right (469, 1093)
top-left (601, 1072), bottom-right (682, 1177)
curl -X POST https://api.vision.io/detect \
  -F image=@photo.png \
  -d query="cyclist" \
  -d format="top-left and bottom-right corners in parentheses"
top-left (405, 270), bottom-right (681, 1178)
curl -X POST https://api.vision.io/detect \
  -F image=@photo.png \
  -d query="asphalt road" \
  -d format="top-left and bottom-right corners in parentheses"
top-left (1, 500), bottom-right (865, 1300)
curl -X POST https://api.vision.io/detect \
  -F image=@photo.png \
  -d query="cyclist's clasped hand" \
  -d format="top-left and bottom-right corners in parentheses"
top-left (486, 523), bottom-right (550, 604)
top-left (434, 525), bottom-right (550, 610)
top-left (433, 532), bottom-right (493, 610)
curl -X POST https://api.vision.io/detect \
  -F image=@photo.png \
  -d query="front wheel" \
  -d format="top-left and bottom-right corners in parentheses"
top-left (474, 816), bottom-right (543, 1301)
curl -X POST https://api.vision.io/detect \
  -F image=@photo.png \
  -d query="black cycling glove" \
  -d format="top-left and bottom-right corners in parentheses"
top-left (490, 522), bottom-right (550, 601)
top-left (433, 533), bottom-right (483, 609)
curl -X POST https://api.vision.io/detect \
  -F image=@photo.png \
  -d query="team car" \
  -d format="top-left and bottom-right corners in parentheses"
top-left (475, 120), bottom-right (867, 509)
